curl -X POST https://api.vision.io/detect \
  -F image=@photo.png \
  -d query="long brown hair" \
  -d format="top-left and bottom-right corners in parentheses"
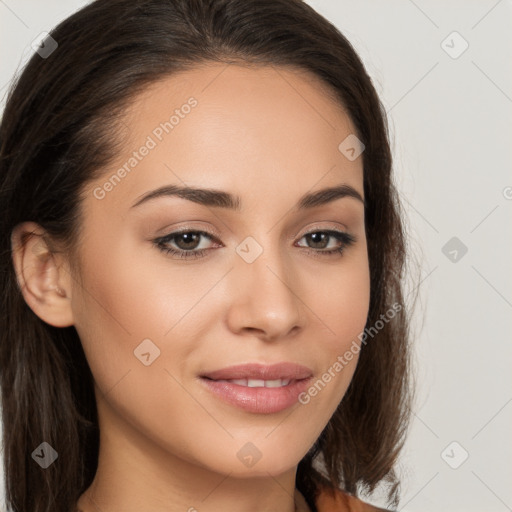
top-left (0, 1), bottom-right (414, 511)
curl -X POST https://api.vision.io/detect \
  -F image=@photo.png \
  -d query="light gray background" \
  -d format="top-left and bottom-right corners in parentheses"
top-left (1, 1), bottom-right (511, 511)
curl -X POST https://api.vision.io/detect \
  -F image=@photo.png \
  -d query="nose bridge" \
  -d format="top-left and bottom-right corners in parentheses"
top-left (228, 233), bottom-right (304, 337)
top-left (236, 233), bottom-right (290, 292)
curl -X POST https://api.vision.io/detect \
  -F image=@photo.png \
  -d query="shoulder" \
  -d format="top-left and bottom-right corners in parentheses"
top-left (315, 486), bottom-right (394, 512)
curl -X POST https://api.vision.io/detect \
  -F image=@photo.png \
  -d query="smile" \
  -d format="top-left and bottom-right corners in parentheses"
top-left (215, 378), bottom-right (292, 387)
top-left (199, 362), bottom-right (314, 414)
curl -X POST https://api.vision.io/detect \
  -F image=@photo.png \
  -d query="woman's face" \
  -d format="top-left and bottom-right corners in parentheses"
top-left (71, 63), bottom-right (370, 478)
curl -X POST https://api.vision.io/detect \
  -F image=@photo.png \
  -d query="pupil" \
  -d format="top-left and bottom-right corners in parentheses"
top-left (178, 233), bottom-right (199, 249)
top-left (308, 232), bottom-right (327, 248)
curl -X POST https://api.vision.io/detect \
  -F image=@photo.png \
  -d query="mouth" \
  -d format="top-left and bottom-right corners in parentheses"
top-left (199, 362), bottom-right (313, 414)
top-left (205, 378), bottom-right (294, 388)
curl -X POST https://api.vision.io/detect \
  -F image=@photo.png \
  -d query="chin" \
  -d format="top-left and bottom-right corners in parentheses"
top-left (239, 442), bottom-right (312, 477)
top-left (221, 456), bottom-right (299, 478)
top-left (187, 437), bottom-right (310, 478)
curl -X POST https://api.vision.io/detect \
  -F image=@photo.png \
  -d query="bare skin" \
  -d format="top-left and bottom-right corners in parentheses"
top-left (11, 63), bottom-right (370, 512)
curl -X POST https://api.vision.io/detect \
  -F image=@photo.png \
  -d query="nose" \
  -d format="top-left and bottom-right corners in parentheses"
top-left (225, 241), bottom-right (306, 342)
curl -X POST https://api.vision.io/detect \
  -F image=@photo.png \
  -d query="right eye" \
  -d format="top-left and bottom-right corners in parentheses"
top-left (153, 229), bottom-right (220, 259)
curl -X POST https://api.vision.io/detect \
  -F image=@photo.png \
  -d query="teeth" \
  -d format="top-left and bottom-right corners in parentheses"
top-left (247, 379), bottom-right (265, 387)
top-left (264, 379), bottom-right (284, 388)
top-left (223, 378), bottom-right (291, 388)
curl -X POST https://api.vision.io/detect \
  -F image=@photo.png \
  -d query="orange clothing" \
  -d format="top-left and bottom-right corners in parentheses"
top-left (315, 487), bottom-right (392, 512)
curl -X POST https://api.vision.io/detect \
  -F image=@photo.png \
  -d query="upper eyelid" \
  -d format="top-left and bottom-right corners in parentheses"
top-left (157, 219), bottom-right (351, 236)
top-left (156, 228), bottom-right (219, 242)
top-left (155, 226), bottom-right (353, 246)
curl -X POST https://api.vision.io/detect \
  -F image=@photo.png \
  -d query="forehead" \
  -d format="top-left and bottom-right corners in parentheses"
top-left (85, 62), bottom-right (364, 214)
top-left (124, 62), bottom-right (357, 143)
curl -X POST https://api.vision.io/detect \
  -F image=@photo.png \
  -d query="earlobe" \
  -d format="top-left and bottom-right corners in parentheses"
top-left (10, 222), bottom-right (74, 328)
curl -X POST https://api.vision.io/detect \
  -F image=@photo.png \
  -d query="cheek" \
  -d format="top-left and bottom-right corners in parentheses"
top-left (69, 242), bottom-right (177, 391)
top-left (313, 254), bottom-right (371, 353)
top-left (71, 236), bottom-right (210, 340)
top-left (298, 255), bottom-right (370, 411)
top-left (69, 235), bottom-right (233, 414)
top-left (69, 246), bottom-right (219, 457)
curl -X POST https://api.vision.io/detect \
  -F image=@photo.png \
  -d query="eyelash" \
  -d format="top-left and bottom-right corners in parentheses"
top-left (153, 228), bottom-right (356, 260)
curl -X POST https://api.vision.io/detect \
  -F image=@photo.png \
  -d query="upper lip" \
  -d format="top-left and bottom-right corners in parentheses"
top-left (200, 362), bottom-right (313, 381)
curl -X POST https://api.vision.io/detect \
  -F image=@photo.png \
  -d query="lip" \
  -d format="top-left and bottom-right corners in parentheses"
top-left (200, 362), bottom-right (313, 381)
top-left (199, 362), bottom-right (313, 414)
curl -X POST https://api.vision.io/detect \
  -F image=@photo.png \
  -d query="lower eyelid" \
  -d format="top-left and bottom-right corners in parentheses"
top-left (155, 229), bottom-right (355, 255)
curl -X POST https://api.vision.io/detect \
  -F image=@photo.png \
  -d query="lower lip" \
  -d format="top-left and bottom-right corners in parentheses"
top-left (199, 377), bottom-right (312, 414)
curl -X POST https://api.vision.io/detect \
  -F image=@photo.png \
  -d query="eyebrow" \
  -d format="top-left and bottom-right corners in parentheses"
top-left (130, 183), bottom-right (365, 211)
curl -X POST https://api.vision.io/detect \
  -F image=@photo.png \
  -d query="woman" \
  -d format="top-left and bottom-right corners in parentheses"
top-left (0, 1), bottom-right (413, 511)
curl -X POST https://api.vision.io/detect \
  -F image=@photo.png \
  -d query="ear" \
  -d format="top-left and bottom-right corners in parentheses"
top-left (10, 221), bottom-right (74, 327)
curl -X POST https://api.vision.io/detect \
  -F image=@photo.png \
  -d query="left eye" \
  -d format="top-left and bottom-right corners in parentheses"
top-left (297, 231), bottom-right (349, 251)
top-left (154, 229), bottom-right (356, 260)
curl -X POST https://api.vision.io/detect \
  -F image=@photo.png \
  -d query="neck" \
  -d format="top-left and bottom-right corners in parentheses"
top-left (76, 401), bottom-right (304, 512)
